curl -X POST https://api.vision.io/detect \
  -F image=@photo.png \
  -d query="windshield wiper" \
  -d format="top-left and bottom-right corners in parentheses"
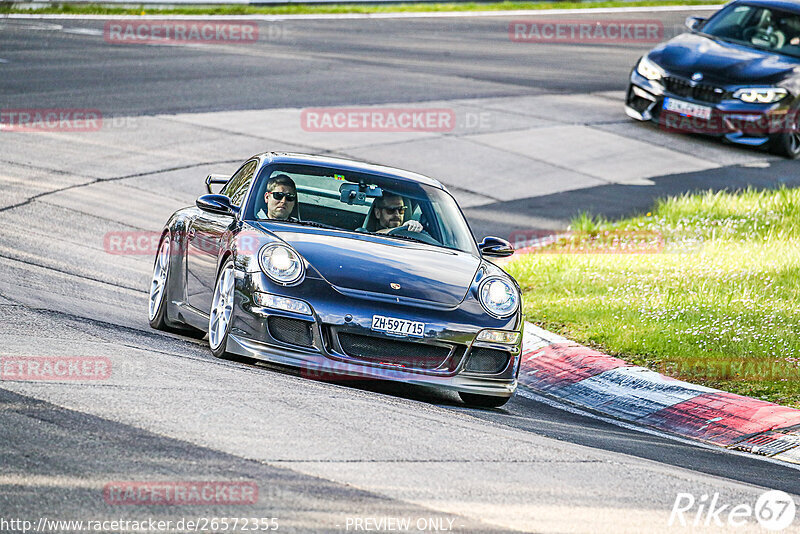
top-left (705, 33), bottom-right (741, 45)
top-left (377, 232), bottom-right (434, 246)
top-left (271, 219), bottom-right (340, 230)
top-left (708, 34), bottom-right (777, 53)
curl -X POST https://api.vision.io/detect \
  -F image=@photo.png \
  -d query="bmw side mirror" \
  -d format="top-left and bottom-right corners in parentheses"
top-left (685, 16), bottom-right (706, 31)
top-left (196, 194), bottom-right (238, 216)
top-left (479, 236), bottom-right (514, 258)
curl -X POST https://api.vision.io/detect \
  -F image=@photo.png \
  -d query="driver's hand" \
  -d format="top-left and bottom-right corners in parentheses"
top-left (403, 220), bottom-right (424, 232)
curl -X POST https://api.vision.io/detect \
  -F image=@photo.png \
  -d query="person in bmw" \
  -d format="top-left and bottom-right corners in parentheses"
top-left (625, 0), bottom-right (800, 158)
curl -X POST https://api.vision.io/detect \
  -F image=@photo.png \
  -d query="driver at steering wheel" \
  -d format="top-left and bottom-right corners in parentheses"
top-left (372, 194), bottom-right (423, 234)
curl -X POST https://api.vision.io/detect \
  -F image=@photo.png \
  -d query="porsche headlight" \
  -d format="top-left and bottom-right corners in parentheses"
top-left (733, 87), bottom-right (788, 104)
top-left (258, 244), bottom-right (304, 285)
top-left (636, 56), bottom-right (665, 81)
top-left (478, 277), bottom-right (519, 318)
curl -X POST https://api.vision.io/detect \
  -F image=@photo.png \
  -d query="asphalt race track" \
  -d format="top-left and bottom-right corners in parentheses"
top-left (1, 9), bottom-right (799, 533)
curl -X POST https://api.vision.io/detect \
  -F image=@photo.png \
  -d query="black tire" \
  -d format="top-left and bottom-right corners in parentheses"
top-left (148, 236), bottom-right (172, 331)
top-left (148, 234), bottom-right (204, 338)
top-left (209, 260), bottom-right (236, 359)
top-left (769, 109), bottom-right (800, 159)
top-left (459, 392), bottom-right (511, 408)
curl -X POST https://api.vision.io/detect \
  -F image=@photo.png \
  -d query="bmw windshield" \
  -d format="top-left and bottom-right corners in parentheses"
top-left (243, 163), bottom-right (478, 255)
top-left (701, 3), bottom-right (800, 59)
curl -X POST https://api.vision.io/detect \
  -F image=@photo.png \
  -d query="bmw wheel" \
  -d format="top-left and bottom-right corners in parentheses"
top-left (209, 260), bottom-right (236, 358)
top-left (769, 108), bottom-right (800, 159)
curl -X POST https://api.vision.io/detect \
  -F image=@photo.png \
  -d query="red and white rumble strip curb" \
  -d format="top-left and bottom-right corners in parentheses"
top-left (520, 323), bottom-right (800, 465)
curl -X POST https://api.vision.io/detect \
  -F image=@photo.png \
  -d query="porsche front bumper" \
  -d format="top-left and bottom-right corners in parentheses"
top-left (224, 269), bottom-right (522, 398)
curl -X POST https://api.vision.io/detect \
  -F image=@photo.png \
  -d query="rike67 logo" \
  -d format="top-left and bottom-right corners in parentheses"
top-left (669, 490), bottom-right (797, 531)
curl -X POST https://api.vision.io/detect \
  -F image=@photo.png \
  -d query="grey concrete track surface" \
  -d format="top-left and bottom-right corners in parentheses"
top-left (0, 10), bottom-right (799, 534)
top-left (0, 14), bottom-right (670, 115)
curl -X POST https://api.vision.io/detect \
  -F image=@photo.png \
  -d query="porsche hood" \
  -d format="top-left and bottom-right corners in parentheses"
top-left (257, 224), bottom-right (480, 306)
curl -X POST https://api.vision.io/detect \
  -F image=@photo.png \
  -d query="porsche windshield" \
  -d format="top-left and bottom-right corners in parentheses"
top-left (702, 4), bottom-right (800, 58)
top-left (244, 164), bottom-right (477, 254)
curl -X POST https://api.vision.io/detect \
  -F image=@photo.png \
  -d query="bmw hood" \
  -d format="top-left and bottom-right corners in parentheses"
top-left (259, 225), bottom-right (480, 306)
top-left (649, 33), bottom-right (797, 84)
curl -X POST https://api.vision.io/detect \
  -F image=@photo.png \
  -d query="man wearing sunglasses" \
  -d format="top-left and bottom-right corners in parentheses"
top-left (264, 174), bottom-right (298, 220)
top-left (373, 194), bottom-right (423, 234)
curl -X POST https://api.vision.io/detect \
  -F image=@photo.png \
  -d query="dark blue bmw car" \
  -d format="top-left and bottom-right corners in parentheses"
top-left (625, 0), bottom-right (800, 157)
top-left (148, 152), bottom-right (523, 407)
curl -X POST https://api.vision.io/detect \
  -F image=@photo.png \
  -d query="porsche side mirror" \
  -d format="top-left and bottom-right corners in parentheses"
top-left (206, 174), bottom-right (229, 194)
top-left (479, 236), bottom-right (514, 257)
top-left (196, 194), bottom-right (238, 216)
top-left (685, 16), bottom-right (706, 31)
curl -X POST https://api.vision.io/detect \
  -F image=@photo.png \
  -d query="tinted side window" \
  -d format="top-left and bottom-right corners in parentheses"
top-left (222, 160), bottom-right (258, 207)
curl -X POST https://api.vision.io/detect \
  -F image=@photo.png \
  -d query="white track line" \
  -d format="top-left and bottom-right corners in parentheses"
top-left (2, 4), bottom-right (722, 21)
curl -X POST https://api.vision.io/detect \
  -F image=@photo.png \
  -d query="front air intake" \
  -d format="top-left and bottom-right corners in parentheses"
top-left (464, 348), bottom-right (510, 374)
top-left (267, 316), bottom-right (314, 348)
top-left (337, 333), bottom-right (451, 369)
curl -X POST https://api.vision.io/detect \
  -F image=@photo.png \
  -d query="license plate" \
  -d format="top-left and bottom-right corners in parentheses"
top-left (371, 315), bottom-right (425, 338)
top-left (663, 98), bottom-right (712, 120)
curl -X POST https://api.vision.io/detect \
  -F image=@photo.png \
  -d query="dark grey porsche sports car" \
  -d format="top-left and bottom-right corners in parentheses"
top-left (148, 152), bottom-right (523, 407)
top-left (625, 0), bottom-right (800, 157)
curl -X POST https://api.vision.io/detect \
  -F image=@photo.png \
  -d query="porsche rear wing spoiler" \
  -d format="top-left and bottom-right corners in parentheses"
top-left (206, 174), bottom-right (229, 194)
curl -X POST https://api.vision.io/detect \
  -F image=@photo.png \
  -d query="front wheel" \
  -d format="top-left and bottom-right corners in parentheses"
top-left (459, 392), bottom-right (511, 408)
top-left (209, 260), bottom-right (236, 358)
top-left (769, 110), bottom-right (800, 159)
top-left (148, 234), bottom-right (204, 337)
top-left (148, 236), bottom-right (172, 330)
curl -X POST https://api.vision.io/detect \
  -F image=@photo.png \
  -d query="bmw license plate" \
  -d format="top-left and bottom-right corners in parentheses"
top-left (371, 315), bottom-right (425, 338)
top-left (663, 98), bottom-right (712, 120)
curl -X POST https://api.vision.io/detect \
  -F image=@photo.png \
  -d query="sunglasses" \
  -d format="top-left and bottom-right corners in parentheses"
top-left (268, 191), bottom-right (297, 202)
top-left (380, 206), bottom-right (406, 214)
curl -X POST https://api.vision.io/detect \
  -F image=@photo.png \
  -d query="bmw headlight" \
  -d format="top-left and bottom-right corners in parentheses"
top-left (733, 87), bottom-right (788, 104)
top-left (478, 277), bottom-right (519, 318)
top-left (636, 56), bottom-right (665, 81)
top-left (258, 244), bottom-right (304, 285)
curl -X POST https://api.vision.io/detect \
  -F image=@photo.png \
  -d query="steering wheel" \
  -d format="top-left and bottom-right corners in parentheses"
top-left (743, 26), bottom-right (785, 48)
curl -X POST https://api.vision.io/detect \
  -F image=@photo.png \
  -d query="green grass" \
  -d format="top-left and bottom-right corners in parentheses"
top-left (507, 187), bottom-right (800, 408)
top-left (0, 0), bottom-right (725, 16)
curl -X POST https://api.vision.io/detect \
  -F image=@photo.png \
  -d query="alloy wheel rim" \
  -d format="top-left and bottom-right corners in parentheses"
top-left (148, 238), bottom-right (170, 320)
top-left (209, 265), bottom-right (235, 350)
top-left (789, 112), bottom-right (800, 155)
top-left (790, 131), bottom-right (800, 155)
